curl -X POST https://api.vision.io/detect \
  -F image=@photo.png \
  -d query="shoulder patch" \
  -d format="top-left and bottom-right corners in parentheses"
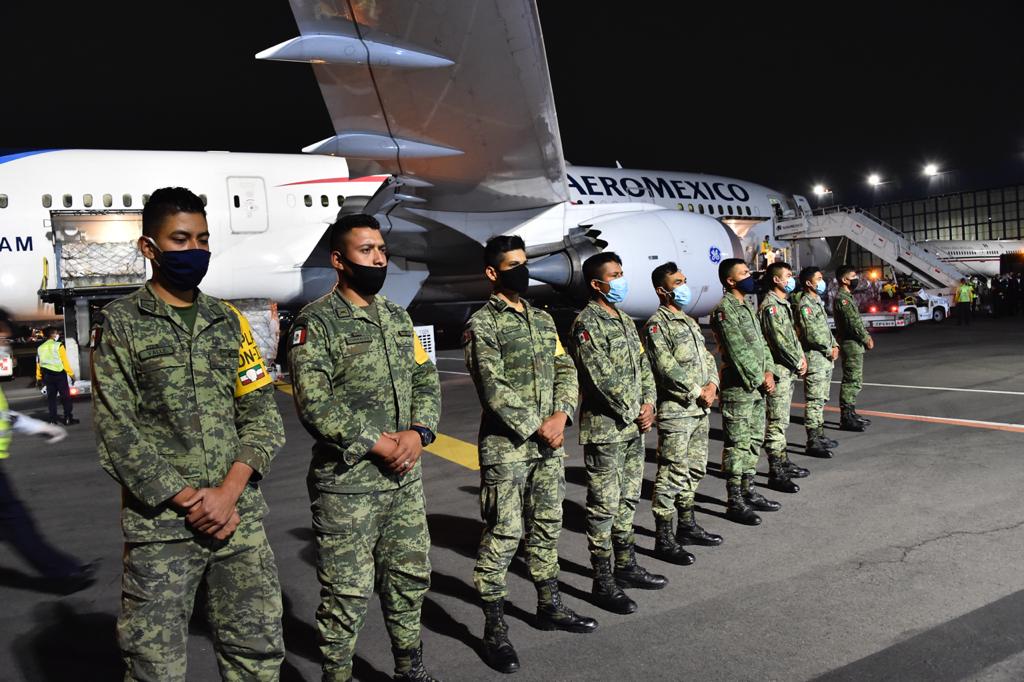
top-left (801, 306), bottom-right (811, 317)
top-left (648, 323), bottom-right (659, 335)
top-left (90, 325), bottom-right (102, 348)
top-left (577, 328), bottom-right (591, 343)
top-left (769, 306), bottom-right (777, 316)
top-left (461, 328), bottom-right (473, 346)
top-left (841, 299), bottom-right (849, 306)
top-left (291, 326), bottom-right (307, 347)
top-left (716, 310), bottom-right (726, 321)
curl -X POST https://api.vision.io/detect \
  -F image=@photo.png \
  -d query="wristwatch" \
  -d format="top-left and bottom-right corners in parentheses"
top-left (410, 424), bottom-right (436, 446)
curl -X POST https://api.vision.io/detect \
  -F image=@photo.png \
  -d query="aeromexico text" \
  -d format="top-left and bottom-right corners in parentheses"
top-left (568, 174), bottom-right (752, 202)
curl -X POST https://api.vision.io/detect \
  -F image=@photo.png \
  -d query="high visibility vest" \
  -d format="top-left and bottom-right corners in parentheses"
top-left (0, 387), bottom-right (10, 459)
top-left (37, 339), bottom-right (63, 372)
top-left (956, 285), bottom-right (972, 303)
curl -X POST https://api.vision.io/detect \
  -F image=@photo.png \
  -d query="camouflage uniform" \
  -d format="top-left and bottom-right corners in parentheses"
top-left (758, 291), bottom-right (805, 457)
top-left (463, 295), bottom-right (578, 602)
top-left (832, 289), bottom-right (870, 408)
top-left (710, 293), bottom-right (773, 487)
top-left (92, 283), bottom-right (285, 682)
top-left (792, 291), bottom-right (837, 433)
top-left (569, 300), bottom-right (656, 559)
top-left (289, 288), bottom-right (440, 682)
top-left (641, 306), bottom-right (718, 520)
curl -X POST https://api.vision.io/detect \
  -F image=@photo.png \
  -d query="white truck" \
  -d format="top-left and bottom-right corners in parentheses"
top-left (898, 290), bottom-right (951, 323)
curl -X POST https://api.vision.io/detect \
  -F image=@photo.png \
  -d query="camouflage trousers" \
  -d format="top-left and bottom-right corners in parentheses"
top-left (764, 366), bottom-right (795, 455)
top-left (585, 436), bottom-right (644, 557)
top-left (803, 351), bottom-right (834, 432)
top-left (310, 480), bottom-right (431, 682)
top-left (118, 518), bottom-right (284, 682)
top-left (652, 415), bottom-right (710, 520)
top-left (721, 388), bottom-right (765, 487)
top-left (839, 341), bottom-right (865, 407)
top-left (474, 456), bottom-right (565, 601)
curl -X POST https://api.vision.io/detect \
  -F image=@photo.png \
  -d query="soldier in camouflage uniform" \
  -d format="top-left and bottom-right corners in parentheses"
top-left (642, 262), bottom-right (724, 566)
top-left (709, 258), bottom-right (781, 526)
top-left (792, 266), bottom-right (841, 458)
top-left (463, 235), bottom-right (597, 674)
top-left (289, 214), bottom-right (441, 682)
top-left (758, 261), bottom-right (810, 492)
top-left (569, 252), bottom-right (667, 616)
top-left (833, 264), bottom-right (873, 431)
top-left (91, 188), bottom-right (285, 682)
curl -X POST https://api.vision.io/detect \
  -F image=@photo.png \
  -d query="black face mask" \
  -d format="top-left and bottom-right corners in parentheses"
top-left (848, 278), bottom-right (860, 290)
top-left (341, 255), bottom-right (388, 296)
top-left (497, 263), bottom-right (530, 295)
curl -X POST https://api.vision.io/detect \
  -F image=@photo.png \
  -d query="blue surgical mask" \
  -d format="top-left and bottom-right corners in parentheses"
top-left (816, 280), bottom-right (827, 295)
top-left (601, 277), bottom-right (629, 304)
top-left (737, 276), bottom-right (757, 295)
top-left (672, 283), bottom-right (691, 308)
top-left (783, 276), bottom-right (796, 294)
top-left (146, 237), bottom-right (211, 291)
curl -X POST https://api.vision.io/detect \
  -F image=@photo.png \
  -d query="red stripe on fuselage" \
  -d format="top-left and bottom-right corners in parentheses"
top-left (276, 176), bottom-right (388, 187)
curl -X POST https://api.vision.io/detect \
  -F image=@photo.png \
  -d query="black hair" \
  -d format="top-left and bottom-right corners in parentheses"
top-left (483, 235), bottom-right (526, 269)
top-left (836, 263), bottom-right (857, 282)
top-left (142, 187), bottom-right (206, 237)
top-left (717, 258), bottom-right (745, 286)
top-left (798, 266), bottom-right (821, 288)
top-left (329, 213), bottom-right (381, 252)
top-left (43, 326), bottom-right (58, 337)
top-left (650, 261), bottom-right (678, 290)
top-left (765, 261), bottom-right (792, 286)
top-left (582, 252), bottom-right (622, 294)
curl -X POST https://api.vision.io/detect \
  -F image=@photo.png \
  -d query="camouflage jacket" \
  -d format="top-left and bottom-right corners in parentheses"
top-left (642, 305), bottom-right (719, 426)
top-left (758, 291), bottom-right (805, 374)
top-left (463, 295), bottom-right (578, 466)
top-left (289, 288), bottom-right (440, 494)
top-left (569, 300), bottom-right (656, 445)
top-left (793, 291), bottom-right (838, 357)
top-left (92, 283), bottom-right (284, 543)
top-left (832, 289), bottom-right (871, 345)
top-left (710, 292), bottom-right (772, 395)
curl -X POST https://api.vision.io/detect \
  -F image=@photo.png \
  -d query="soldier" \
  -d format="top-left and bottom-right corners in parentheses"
top-left (833, 264), bottom-right (873, 431)
top-left (642, 262), bottom-right (723, 566)
top-left (709, 258), bottom-right (781, 526)
top-left (464, 235), bottom-right (597, 674)
top-left (289, 213), bottom-right (441, 682)
top-left (92, 187), bottom-right (285, 681)
top-left (757, 262), bottom-right (810, 493)
top-left (792, 266), bottom-right (841, 458)
top-left (569, 252), bottom-right (667, 617)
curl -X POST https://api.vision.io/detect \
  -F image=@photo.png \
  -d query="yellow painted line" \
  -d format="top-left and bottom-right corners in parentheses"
top-left (792, 402), bottom-right (1024, 434)
top-left (425, 433), bottom-right (480, 470)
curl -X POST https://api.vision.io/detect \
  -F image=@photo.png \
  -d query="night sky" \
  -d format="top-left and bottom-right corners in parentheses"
top-left (2, 2), bottom-right (1020, 206)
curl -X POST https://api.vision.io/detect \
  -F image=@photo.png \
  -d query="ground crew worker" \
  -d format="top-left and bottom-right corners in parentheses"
top-left (36, 326), bottom-right (78, 425)
top-left (569, 252), bottom-right (667, 616)
top-left (954, 277), bottom-right (973, 326)
top-left (757, 262), bottom-right (810, 492)
top-left (463, 235), bottom-right (597, 674)
top-left (643, 262), bottom-right (723, 566)
top-left (289, 213), bottom-right (441, 682)
top-left (793, 266), bottom-right (841, 457)
top-left (1, 307), bottom-right (93, 595)
top-left (710, 258), bottom-right (781, 526)
top-left (833, 264), bottom-right (873, 431)
top-left (91, 187), bottom-right (286, 681)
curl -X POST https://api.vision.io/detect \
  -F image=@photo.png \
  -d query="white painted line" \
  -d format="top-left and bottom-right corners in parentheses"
top-left (438, 370), bottom-right (471, 376)
top-left (831, 381), bottom-right (1024, 397)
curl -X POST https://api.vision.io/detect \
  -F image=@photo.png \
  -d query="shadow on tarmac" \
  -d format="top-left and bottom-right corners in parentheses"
top-left (13, 602), bottom-right (123, 680)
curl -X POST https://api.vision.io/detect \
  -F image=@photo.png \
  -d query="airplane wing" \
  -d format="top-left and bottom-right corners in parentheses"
top-left (260, 0), bottom-right (569, 213)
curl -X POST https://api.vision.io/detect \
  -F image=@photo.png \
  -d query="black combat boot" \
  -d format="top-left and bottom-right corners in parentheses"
top-left (742, 474), bottom-right (781, 511)
top-left (591, 555), bottom-right (638, 614)
top-left (851, 406), bottom-right (872, 425)
top-left (725, 483), bottom-right (762, 525)
top-left (481, 599), bottom-right (520, 674)
top-left (535, 578), bottom-right (599, 633)
top-left (613, 540), bottom-right (669, 590)
top-left (805, 430), bottom-right (834, 458)
top-left (766, 454), bottom-right (800, 493)
top-left (393, 642), bottom-right (441, 682)
top-left (676, 508), bottom-right (724, 546)
top-left (840, 406), bottom-right (866, 432)
top-left (654, 517), bottom-right (695, 565)
top-left (781, 455), bottom-right (810, 478)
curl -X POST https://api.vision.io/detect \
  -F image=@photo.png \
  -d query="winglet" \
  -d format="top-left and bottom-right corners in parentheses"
top-left (256, 34), bottom-right (454, 69)
top-left (302, 132), bottom-right (463, 160)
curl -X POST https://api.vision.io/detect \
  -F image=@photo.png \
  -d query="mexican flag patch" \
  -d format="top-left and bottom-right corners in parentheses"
top-left (292, 327), bottom-right (307, 346)
top-left (801, 306), bottom-right (811, 317)
top-left (648, 323), bottom-right (659, 335)
top-left (577, 329), bottom-right (591, 343)
top-left (239, 364), bottom-right (267, 386)
top-left (769, 306), bottom-right (777, 316)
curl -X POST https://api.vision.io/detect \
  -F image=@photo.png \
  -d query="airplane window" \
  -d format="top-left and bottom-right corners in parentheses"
top-left (337, 195), bottom-right (344, 207)
top-left (0, 195), bottom-right (7, 209)
top-left (687, 203), bottom-right (694, 212)
top-left (727, 205), bottom-right (733, 215)
top-left (718, 205), bottom-right (724, 215)
top-left (103, 193), bottom-right (113, 208)
top-left (123, 194), bottom-right (132, 208)
top-left (746, 206), bottom-right (751, 216)
top-left (63, 194), bottom-right (72, 208)
top-left (233, 195), bottom-right (241, 208)
top-left (321, 195), bottom-right (329, 207)
top-left (698, 205), bottom-right (705, 214)
top-left (142, 194), bottom-right (150, 205)
top-left (42, 194), bottom-right (52, 208)
top-left (200, 194), bottom-right (208, 206)
top-left (304, 195), bottom-right (313, 207)
top-left (83, 194), bottom-right (93, 208)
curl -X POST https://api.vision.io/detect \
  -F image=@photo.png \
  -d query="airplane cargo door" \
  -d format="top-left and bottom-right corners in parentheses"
top-left (227, 177), bottom-right (268, 233)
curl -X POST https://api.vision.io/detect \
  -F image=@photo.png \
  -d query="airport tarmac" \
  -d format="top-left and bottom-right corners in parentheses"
top-left (3, 315), bottom-right (1024, 681)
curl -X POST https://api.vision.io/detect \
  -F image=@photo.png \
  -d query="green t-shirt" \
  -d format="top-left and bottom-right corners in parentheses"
top-left (170, 303), bottom-right (198, 331)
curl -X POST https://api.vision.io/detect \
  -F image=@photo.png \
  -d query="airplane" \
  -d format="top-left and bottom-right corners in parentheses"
top-left (917, 239), bottom-right (1024, 277)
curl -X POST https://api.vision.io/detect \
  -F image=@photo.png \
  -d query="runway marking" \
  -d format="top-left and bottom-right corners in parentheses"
top-left (831, 381), bottom-right (1024, 397)
top-left (275, 381), bottom-right (480, 469)
top-left (793, 402), bottom-right (1024, 433)
top-left (438, 370), bottom-right (471, 376)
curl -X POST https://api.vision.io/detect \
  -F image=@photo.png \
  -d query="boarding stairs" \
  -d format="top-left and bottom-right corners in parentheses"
top-left (775, 207), bottom-right (961, 289)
